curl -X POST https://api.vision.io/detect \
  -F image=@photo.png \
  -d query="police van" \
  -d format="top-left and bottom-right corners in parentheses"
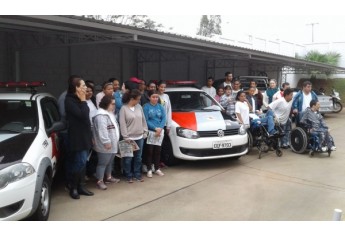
top-left (0, 82), bottom-right (65, 221)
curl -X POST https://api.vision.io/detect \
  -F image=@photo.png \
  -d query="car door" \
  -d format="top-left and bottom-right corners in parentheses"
top-left (40, 97), bottom-right (61, 174)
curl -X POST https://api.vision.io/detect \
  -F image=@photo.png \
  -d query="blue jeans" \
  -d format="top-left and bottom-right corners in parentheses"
top-left (71, 150), bottom-right (89, 173)
top-left (123, 139), bottom-right (144, 180)
top-left (280, 118), bottom-right (291, 146)
top-left (252, 110), bottom-right (275, 134)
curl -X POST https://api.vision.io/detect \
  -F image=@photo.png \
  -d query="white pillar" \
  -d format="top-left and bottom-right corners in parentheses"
top-left (332, 209), bottom-right (342, 221)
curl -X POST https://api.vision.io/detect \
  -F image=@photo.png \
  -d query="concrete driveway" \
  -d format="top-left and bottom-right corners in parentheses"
top-left (49, 111), bottom-right (345, 221)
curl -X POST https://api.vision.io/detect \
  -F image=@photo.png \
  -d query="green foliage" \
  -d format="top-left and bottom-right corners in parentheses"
top-left (303, 50), bottom-right (341, 77)
top-left (304, 50), bottom-right (341, 66)
top-left (197, 15), bottom-right (222, 37)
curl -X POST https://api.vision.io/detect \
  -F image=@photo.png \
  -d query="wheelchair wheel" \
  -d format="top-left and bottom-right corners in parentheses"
top-left (276, 149), bottom-right (283, 157)
top-left (309, 150), bottom-right (314, 157)
top-left (258, 150), bottom-right (262, 159)
top-left (290, 127), bottom-right (308, 154)
top-left (247, 131), bottom-right (253, 153)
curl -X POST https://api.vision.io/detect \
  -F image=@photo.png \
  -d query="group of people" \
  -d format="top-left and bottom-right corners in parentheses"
top-left (201, 72), bottom-right (336, 152)
top-left (58, 75), bottom-right (172, 200)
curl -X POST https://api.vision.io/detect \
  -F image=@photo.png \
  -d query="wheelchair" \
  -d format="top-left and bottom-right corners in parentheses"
top-left (247, 119), bottom-right (285, 159)
top-left (290, 122), bottom-right (332, 157)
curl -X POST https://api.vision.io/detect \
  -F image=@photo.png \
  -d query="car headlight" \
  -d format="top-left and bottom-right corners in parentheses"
top-left (0, 162), bottom-right (35, 190)
top-left (176, 127), bottom-right (200, 139)
top-left (239, 125), bottom-right (247, 135)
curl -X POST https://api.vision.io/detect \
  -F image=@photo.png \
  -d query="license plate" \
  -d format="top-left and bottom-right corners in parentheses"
top-left (213, 140), bottom-right (232, 149)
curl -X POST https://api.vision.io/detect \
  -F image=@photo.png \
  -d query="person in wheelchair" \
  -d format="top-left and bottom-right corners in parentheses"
top-left (267, 88), bottom-right (294, 149)
top-left (300, 100), bottom-right (336, 152)
top-left (247, 86), bottom-right (277, 137)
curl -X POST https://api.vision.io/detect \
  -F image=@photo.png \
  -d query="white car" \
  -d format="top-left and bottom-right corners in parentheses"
top-left (0, 82), bottom-right (65, 221)
top-left (161, 84), bottom-right (248, 165)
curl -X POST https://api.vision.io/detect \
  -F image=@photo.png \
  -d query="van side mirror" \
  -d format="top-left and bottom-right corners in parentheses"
top-left (46, 121), bottom-right (66, 136)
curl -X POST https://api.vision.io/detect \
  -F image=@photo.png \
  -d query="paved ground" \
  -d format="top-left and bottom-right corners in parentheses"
top-left (49, 111), bottom-right (345, 221)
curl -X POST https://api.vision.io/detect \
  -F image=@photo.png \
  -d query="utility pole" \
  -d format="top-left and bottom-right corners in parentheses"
top-left (306, 22), bottom-right (319, 43)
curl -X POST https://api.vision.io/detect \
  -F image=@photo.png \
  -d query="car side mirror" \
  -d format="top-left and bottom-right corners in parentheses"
top-left (46, 121), bottom-right (66, 136)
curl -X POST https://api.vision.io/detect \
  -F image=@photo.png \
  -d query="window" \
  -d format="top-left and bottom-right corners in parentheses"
top-left (41, 98), bottom-right (60, 129)
top-left (0, 100), bottom-right (37, 132)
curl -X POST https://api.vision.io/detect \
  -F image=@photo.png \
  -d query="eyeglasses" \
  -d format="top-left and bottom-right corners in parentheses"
top-left (111, 103), bottom-right (116, 105)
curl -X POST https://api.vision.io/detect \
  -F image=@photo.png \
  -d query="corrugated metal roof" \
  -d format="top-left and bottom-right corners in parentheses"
top-left (0, 15), bottom-right (344, 72)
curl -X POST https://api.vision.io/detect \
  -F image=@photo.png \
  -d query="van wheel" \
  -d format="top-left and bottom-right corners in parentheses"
top-left (161, 138), bottom-right (179, 166)
top-left (30, 174), bottom-right (51, 221)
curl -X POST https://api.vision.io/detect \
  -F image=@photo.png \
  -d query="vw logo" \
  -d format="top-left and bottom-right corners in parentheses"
top-left (217, 129), bottom-right (224, 137)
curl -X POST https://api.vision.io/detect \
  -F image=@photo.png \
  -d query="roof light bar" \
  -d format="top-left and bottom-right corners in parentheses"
top-left (165, 80), bottom-right (197, 85)
top-left (0, 81), bottom-right (46, 88)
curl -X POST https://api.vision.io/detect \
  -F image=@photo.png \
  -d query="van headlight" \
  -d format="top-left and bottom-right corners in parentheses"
top-left (0, 162), bottom-right (35, 190)
top-left (176, 127), bottom-right (200, 139)
top-left (239, 125), bottom-right (247, 135)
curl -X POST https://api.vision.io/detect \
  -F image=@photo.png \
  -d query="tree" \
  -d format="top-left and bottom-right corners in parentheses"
top-left (303, 50), bottom-right (341, 76)
top-left (197, 15), bottom-right (222, 37)
top-left (304, 50), bottom-right (341, 66)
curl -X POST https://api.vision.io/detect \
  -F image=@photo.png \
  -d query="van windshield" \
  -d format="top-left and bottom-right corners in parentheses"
top-left (0, 100), bottom-right (38, 133)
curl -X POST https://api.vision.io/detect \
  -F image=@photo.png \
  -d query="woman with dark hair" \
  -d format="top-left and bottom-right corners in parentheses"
top-left (143, 90), bottom-right (166, 177)
top-left (65, 75), bottom-right (94, 199)
top-left (85, 80), bottom-right (97, 107)
top-left (85, 82), bottom-right (98, 125)
top-left (92, 95), bottom-right (120, 190)
top-left (119, 89), bottom-right (148, 183)
top-left (85, 81), bottom-right (98, 179)
top-left (157, 80), bottom-right (172, 135)
top-left (96, 81), bottom-right (114, 108)
top-left (235, 91), bottom-right (252, 128)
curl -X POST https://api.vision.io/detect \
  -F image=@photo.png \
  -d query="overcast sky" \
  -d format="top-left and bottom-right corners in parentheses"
top-left (5, 0), bottom-right (345, 45)
top-left (149, 15), bottom-right (345, 45)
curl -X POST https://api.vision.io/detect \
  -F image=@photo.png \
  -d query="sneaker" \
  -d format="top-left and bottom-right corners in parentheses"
top-left (321, 146), bottom-right (328, 152)
top-left (151, 164), bottom-right (155, 172)
top-left (134, 177), bottom-right (144, 182)
top-left (97, 181), bottom-right (107, 190)
top-left (105, 177), bottom-right (120, 184)
top-left (331, 146), bottom-right (337, 151)
top-left (269, 130), bottom-right (279, 137)
top-left (127, 178), bottom-right (134, 183)
top-left (147, 170), bottom-right (153, 178)
top-left (155, 169), bottom-right (164, 176)
top-left (142, 164), bottom-right (148, 173)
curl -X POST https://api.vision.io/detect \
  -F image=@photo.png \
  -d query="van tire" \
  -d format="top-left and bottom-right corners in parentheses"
top-left (29, 174), bottom-right (51, 221)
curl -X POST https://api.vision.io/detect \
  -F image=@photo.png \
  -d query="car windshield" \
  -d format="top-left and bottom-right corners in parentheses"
top-left (166, 91), bottom-right (222, 111)
top-left (0, 100), bottom-right (37, 133)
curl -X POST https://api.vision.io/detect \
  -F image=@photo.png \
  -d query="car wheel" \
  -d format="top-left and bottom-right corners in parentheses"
top-left (161, 138), bottom-right (179, 166)
top-left (30, 174), bottom-right (51, 221)
top-left (290, 127), bottom-right (308, 154)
